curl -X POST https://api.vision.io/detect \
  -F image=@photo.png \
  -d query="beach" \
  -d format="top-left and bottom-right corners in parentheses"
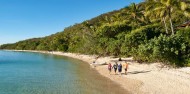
top-left (12, 50), bottom-right (190, 94)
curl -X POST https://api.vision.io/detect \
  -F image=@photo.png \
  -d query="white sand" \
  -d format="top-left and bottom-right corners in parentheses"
top-left (10, 50), bottom-right (190, 94)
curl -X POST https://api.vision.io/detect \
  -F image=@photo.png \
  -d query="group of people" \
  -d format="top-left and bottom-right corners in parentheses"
top-left (108, 62), bottom-right (128, 75)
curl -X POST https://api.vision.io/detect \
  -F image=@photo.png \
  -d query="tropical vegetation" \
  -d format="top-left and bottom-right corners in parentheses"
top-left (1, 0), bottom-right (190, 67)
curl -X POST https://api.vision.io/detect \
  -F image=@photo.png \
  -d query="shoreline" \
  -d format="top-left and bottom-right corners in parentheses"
top-left (6, 50), bottom-right (190, 94)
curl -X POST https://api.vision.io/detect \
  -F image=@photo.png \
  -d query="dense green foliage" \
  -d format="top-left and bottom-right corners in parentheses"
top-left (136, 29), bottom-right (190, 66)
top-left (1, 0), bottom-right (190, 67)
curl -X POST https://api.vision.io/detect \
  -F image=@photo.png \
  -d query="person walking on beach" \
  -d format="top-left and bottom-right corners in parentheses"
top-left (125, 62), bottom-right (129, 75)
top-left (113, 62), bottom-right (118, 75)
top-left (108, 63), bottom-right (112, 75)
top-left (118, 63), bottom-right (122, 75)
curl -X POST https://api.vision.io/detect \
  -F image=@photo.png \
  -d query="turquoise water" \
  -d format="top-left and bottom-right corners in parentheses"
top-left (0, 51), bottom-right (127, 94)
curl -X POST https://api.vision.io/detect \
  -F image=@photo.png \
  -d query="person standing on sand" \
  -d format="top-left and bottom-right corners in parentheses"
top-left (125, 62), bottom-right (129, 75)
top-left (108, 63), bottom-right (112, 75)
top-left (90, 61), bottom-right (96, 68)
top-left (112, 62), bottom-right (118, 75)
top-left (118, 63), bottom-right (122, 75)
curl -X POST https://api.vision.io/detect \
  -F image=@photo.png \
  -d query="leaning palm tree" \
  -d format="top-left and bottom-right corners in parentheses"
top-left (145, 0), bottom-right (190, 35)
top-left (145, 0), bottom-right (169, 34)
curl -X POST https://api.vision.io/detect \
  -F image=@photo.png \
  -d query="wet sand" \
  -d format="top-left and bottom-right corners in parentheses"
top-left (60, 56), bottom-right (130, 94)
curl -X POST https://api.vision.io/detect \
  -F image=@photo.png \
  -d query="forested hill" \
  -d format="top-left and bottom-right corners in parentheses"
top-left (1, 0), bottom-right (190, 67)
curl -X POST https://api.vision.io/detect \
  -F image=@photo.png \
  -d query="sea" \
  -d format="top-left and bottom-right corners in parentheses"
top-left (0, 50), bottom-right (128, 94)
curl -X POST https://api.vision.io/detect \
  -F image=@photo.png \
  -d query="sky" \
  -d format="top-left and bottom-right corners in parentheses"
top-left (0, 0), bottom-right (142, 45)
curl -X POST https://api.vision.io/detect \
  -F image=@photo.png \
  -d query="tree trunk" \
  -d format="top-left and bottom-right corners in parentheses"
top-left (163, 17), bottom-right (168, 34)
top-left (169, 18), bottom-right (174, 35)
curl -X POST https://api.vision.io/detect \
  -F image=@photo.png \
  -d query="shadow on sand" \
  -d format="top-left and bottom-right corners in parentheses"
top-left (110, 59), bottom-right (136, 63)
top-left (119, 70), bottom-right (151, 75)
top-left (127, 70), bottom-right (151, 75)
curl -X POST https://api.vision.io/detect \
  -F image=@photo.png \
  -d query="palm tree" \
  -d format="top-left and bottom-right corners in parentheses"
top-left (145, 0), bottom-right (190, 35)
top-left (145, 0), bottom-right (169, 34)
top-left (111, 13), bottom-right (122, 23)
top-left (127, 3), bottom-right (146, 27)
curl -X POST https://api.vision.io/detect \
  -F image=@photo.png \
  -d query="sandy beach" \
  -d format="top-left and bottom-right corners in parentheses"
top-left (11, 50), bottom-right (190, 94)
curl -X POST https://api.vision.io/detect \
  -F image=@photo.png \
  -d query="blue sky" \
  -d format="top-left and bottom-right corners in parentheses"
top-left (0, 0), bottom-right (142, 45)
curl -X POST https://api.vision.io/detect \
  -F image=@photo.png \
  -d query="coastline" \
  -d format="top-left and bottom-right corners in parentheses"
top-left (8, 50), bottom-right (190, 94)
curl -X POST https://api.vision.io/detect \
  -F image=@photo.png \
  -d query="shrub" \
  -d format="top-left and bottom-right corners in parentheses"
top-left (136, 33), bottom-right (189, 67)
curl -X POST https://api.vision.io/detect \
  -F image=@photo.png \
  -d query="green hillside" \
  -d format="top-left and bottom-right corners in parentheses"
top-left (1, 0), bottom-right (190, 67)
